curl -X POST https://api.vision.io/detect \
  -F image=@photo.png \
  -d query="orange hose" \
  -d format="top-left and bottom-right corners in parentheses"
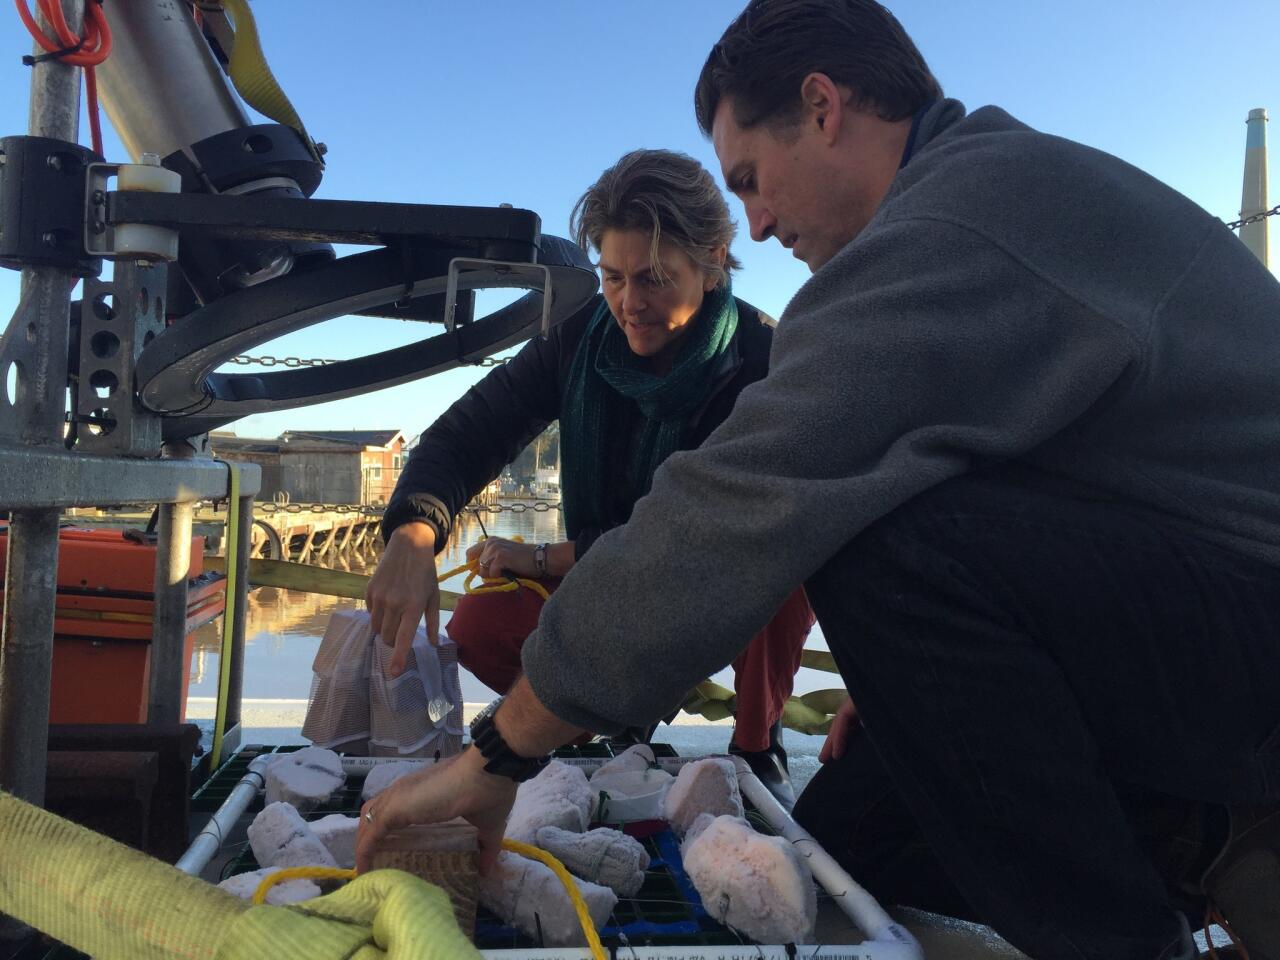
top-left (15, 0), bottom-right (111, 66)
top-left (15, 0), bottom-right (113, 155)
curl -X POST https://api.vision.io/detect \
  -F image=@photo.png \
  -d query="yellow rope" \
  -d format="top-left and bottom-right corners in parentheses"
top-left (501, 839), bottom-right (607, 960)
top-left (438, 536), bottom-right (551, 602)
top-left (252, 866), bottom-right (357, 905)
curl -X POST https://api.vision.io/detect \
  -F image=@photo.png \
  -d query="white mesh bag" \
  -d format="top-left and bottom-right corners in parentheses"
top-left (301, 608), bottom-right (374, 752)
top-left (368, 623), bottom-right (464, 759)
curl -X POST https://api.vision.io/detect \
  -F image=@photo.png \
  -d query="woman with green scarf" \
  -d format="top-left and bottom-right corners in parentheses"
top-left (369, 148), bottom-right (814, 807)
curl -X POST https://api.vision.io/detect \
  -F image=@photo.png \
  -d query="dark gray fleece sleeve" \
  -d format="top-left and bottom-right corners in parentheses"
top-left (520, 217), bottom-right (1139, 732)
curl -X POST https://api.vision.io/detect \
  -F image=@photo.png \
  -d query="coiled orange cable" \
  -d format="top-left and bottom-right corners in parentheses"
top-left (15, 0), bottom-right (113, 155)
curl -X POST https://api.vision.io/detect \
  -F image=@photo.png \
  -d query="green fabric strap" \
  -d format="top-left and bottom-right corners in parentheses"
top-left (561, 285), bottom-right (738, 534)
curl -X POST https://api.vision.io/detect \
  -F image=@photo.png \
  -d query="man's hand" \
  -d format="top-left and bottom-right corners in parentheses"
top-left (365, 522), bottom-right (440, 676)
top-left (355, 747), bottom-right (518, 874)
top-left (467, 536), bottom-right (539, 578)
top-left (819, 696), bottom-right (861, 763)
top-left (355, 679), bottom-right (587, 872)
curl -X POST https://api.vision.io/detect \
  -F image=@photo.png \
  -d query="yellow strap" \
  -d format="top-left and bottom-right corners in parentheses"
top-left (218, 0), bottom-right (315, 151)
top-left (210, 462), bottom-right (241, 769)
top-left (204, 554), bottom-right (464, 611)
top-left (252, 866), bottom-right (356, 905)
top-left (501, 839), bottom-right (607, 960)
top-left (800, 647), bottom-right (839, 674)
top-left (680, 678), bottom-right (850, 736)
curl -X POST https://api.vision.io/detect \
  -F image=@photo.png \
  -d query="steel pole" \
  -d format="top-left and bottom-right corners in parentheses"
top-left (0, 0), bottom-right (84, 806)
top-left (147, 499), bottom-right (194, 726)
top-left (0, 7), bottom-right (83, 949)
top-left (0, 510), bottom-right (60, 804)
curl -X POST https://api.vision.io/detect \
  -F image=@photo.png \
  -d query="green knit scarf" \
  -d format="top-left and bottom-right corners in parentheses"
top-left (560, 284), bottom-right (739, 535)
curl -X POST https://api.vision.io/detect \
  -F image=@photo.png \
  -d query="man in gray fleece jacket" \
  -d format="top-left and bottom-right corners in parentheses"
top-left (358, 2), bottom-right (1280, 957)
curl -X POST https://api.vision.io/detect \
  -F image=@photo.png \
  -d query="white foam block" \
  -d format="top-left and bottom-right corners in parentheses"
top-left (217, 867), bottom-right (321, 905)
top-left (264, 747), bottom-right (345, 810)
top-left (589, 744), bottom-right (655, 782)
top-left (247, 801), bottom-right (337, 869)
top-left (536, 825), bottom-right (651, 897)
top-left (661, 757), bottom-right (743, 835)
top-left (359, 760), bottom-right (427, 801)
top-left (682, 815), bottom-right (817, 945)
top-left (505, 760), bottom-right (592, 844)
top-left (480, 849), bottom-right (617, 946)
top-left (311, 813), bottom-right (360, 869)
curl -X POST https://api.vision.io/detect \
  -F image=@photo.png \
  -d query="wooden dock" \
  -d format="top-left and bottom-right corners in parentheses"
top-left (64, 502), bottom-right (384, 563)
top-left (242, 503), bottom-right (382, 562)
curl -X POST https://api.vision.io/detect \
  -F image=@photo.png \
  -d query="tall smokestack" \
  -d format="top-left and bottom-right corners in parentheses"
top-left (1240, 108), bottom-right (1269, 268)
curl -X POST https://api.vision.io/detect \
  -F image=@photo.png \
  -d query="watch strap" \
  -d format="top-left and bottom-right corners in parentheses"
top-left (470, 701), bottom-right (549, 782)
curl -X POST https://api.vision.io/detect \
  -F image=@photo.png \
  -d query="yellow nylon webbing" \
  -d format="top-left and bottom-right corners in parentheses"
top-left (210, 462), bottom-right (240, 769)
top-left (218, 0), bottom-right (315, 150)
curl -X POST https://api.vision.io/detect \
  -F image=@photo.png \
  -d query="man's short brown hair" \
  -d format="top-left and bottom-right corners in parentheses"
top-left (695, 0), bottom-right (942, 136)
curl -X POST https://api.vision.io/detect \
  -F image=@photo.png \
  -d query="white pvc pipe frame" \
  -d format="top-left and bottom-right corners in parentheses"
top-left (174, 753), bottom-right (273, 875)
top-left (177, 753), bottom-right (924, 959)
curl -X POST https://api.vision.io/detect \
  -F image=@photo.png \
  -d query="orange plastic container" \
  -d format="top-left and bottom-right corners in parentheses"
top-left (0, 526), bottom-right (224, 723)
top-left (0, 526), bottom-right (205, 592)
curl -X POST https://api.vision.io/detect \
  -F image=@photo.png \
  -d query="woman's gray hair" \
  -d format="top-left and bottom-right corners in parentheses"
top-left (570, 148), bottom-right (742, 288)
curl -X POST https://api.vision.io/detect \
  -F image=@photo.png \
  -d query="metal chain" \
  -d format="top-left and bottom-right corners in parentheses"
top-left (228, 354), bottom-right (512, 368)
top-left (227, 355), bottom-right (337, 368)
top-left (1224, 204), bottom-right (1280, 231)
top-left (466, 501), bottom-right (561, 514)
top-left (252, 501), bottom-right (384, 516)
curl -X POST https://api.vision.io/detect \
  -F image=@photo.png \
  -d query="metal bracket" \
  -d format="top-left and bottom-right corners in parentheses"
top-left (84, 161), bottom-right (121, 257)
top-left (444, 257), bottom-right (554, 337)
top-left (73, 261), bottom-right (167, 456)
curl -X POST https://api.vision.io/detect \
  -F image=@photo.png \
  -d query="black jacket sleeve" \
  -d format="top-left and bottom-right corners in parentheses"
top-left (380, 299), bottom-right (596, 550)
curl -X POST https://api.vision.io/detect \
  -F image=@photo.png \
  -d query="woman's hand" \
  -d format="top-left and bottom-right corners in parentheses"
top-left (466, 536), bottom-right (540, 579)
top-left (355, 747), bottom-right (518, 874)
top-left (819, 696), bottom-right (861, 763)
top-left (365, 521), bottom-right (440, 676)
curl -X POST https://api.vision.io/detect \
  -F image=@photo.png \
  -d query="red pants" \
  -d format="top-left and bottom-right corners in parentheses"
top-left (447, 579), bottom-right (814, 752)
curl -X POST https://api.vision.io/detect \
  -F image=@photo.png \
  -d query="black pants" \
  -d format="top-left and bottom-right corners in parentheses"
top-left (795, 471), bottom-right (1280, 960)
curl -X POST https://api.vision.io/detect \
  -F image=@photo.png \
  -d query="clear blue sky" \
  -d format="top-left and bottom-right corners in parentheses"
top-left (2, 0), bottom-right (1277, 440)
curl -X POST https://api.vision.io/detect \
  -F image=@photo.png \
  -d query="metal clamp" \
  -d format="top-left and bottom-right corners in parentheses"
top-left (444, 257), bottom-right (554, 337)
top-left (0, 135), bottom-right (102, 277)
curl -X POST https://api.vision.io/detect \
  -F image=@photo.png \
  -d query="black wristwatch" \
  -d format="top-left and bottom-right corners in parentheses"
top-left (469, 696), bottom-right (550, 783)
